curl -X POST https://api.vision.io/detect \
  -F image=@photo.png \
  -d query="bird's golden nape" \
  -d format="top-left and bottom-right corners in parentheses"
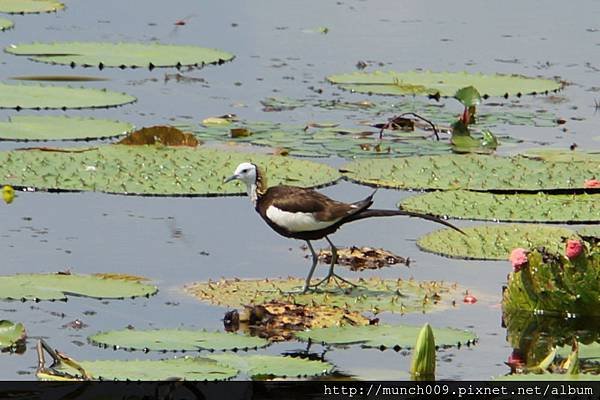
top-left (252, 163), bottom-right (268, 197)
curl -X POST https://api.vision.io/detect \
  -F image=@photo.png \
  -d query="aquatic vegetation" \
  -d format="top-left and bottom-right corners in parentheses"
top-left (5, 42), bottom-right (235, 69)
top-left (400, 191), bottom-right (600, 223)
top-left (206, 354), bottom-right (333, 379)
top-left (318, 246), bottom-right (408, 271)
top-left (117, 125), bottom-right (198, 147)
top-left (0, 115), bottom-right (133, 141)
top-left (503, 239), bottom-right (600, 316)
top-left (0, 0), bottom-right (64, 14)
top-left (343, 154), bottom-right (600, 191)
top-left (417, 224), bottom-right (576, 260)
top-left (0, 17), bottom-right (13, 30)
top-left (0, 273), bottom-right (158, 301)
top-left (295, 323), bottom-right (476, 350)
top-left (89, 328), bottom-right (269, 352)
top-left (0, 320), bottom-right (25, 352)
top-left (185, 277), bottom-right (461, 315)
top-left (326, 70), bottom-right (562, 97)
top-left (2, 185), bottom-right (15, 204)
top-left (0, 145), bottom-right (340, 195)
top-left (410, 323), bottom-right (436, 380)
top-left (0, 82), bottom-right (135, 109)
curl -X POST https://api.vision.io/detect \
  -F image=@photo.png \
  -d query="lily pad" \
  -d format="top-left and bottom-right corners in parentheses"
top-left (578, 226), bottom-right (600, 239)
top-left (326, 71), bottom-right (561, 97)
top-left (55, 357), bottom-right (238, 381)
top-left (522, 149), bottom-right (600, 163)
top-left (0, 0), bottom-right (63, 14)
top-left (89, 329), bottom-right (268, 352)
top-left (0, 273), bottom-right (157, 301)
top-left (0, 145), bottom-right (340, 195)
top-left (118, 125), bottom-right (197, 147)
top-left (0, 17), bottom-right (12, 30)
top-left (185, 277), bottom-right (460, 315)
top-left (5, 42), bottom-right (235, 69)
top-left (0, 83), bottom-right (135, 109)
top-left (294, 324), bottom-right (476, 350)
top-left (207, 354), bottom-right (333, 378)
top-left (400, 191), bottom-right (600, 223)
top-left (0, 320), bottom-right (25, 350)
top-left (0, 115), bottom-right (134, 141)
top-left (417, 224), bottom-right (575, 260)
top-left (342, 154), bottom-right (600, 191)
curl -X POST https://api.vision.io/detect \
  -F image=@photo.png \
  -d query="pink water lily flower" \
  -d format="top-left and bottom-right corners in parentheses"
top-left (509, 248), bottom-right (529, 272)
top-left (566, 239), bottom-right (583, 260)
top-left (584, 179), bottom-right (600, 188)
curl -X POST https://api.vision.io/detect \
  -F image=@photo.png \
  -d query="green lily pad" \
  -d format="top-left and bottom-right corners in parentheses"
top-left (454, 86), bottom-right (481, 107)
top-left (295, 324), bottom-right (476, 350)
top-left (0, 0), bottom-right (64, 14)
top-left (557, 343), bottom-right (600, 363)
top-left (0, 320), bottom-right (25, 350)
top-left (400, 191), bottom-right (600, 223)
top-left (522, 149), bottom-right (600, 163)
top-left (0, 83), bottom-right (135, 109)
top-left (342, 154), bottom-right (599, 191)
top-left (208, 354), bottom-right (333, 378)
top-left (261, 97), bottom-right (558, 128)
top-left (89, 329), bottom-right (268, 352)
top-left (578, 226), bottom-right (600, 239)
top-left (0, 17), bottom-right (13, 30)
top-left (0, 273), bottom-right (157, 301)
top-left (185, 277), bottom-right (460, 315)
top-left (417, 224), bottom-right (575, 260)
top-left (327, 71), bottom-right (561, 97)
top-left (496, 373), bottom-right (600, 381)
top-left (56, 357), bottom-right (238, 381)
top-left (5, 42), bottom-right (235, 69)
top-left (0, 115), bottom-right (134, 141)
top-left (0, 145), bottom-right (340, 195)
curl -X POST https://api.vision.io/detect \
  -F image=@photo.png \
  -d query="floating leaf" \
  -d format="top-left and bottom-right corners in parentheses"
top-left (417, 224), bottom-right (575, 260)
top-left (0, 145), bottom-right (340, 195)
top-left (0, 320), bottom-right (25, 351)
top-left (454, 86), bottom-right (482, 108)
top-left (400, 191), bottom-right (600, 223)
top-left (118, 126), bottom-right (198, 147)
top-left (0, 115), bottom-right (133, 141)
top-left (0, 0), bottom-right (63, 14)
top-left (578, 226), bottom-right (600, 239)
top-left (557, 343), bottom-right (600, 363)
top-left (0, 17), bottom-right (13, 30)
top-left (10, 75), bottom-right (109, 82)
top-left (342, 154), bottom-right (599, 191)
top-left (295, 324), bottom-right (475, 350)
top-left (54, 357), bottom-right (238, 381)
top-left (0, 273), bottom-right (157, 301)
top-left (185, 277), bottom-right (460, 315)
top-left (0, 83), bottom-right (135, 109)
top-left (318, 246), bottom-right (408, 271)
top-left (5, 42), bottom-right (235, 69)
top-left (89, 329), bottom-right (268, 352)
top-left (207, 354), bottom-right (333, 378)
top-left (326, 71), bottom-right (561, 97)
top-left (522, 149), bottom-right (600, 163)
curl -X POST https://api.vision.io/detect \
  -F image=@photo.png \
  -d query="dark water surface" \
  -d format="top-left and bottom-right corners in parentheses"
top-left (0, 0), bottom-right (598, 380)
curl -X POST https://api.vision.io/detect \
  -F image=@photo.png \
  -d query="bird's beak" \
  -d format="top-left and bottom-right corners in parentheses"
top-left (224, 174), bottom-right (237, 184)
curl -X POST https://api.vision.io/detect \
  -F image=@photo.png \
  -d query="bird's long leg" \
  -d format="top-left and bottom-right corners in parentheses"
top-left (311, 236), bottom-right (358, 290)
top-left (301, 240), bottom-right (319, 293)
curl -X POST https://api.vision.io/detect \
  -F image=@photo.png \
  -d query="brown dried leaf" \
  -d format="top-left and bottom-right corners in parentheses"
top-left (118, 126), bottom-right (199, 147)
top-left (233, 300), bottom-right (369, 341)
top-left (318, 246), bottom-right (408, 271)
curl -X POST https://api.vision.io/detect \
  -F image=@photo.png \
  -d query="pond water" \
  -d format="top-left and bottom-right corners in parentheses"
top-left (0, 0), bottom-right (598, 381)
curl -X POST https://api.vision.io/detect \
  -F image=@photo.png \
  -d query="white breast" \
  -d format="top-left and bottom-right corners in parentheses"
top-left (266, 206), bottom-right (340, 232)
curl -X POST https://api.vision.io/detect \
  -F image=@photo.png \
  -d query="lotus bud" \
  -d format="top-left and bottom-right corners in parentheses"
top-left (506, 349), bottom-right (525, 373)
top-left (410, 323), bottom-right (436, 380)
top-left (584, 179), bottom-right (600, 189)
top-left (509, 248), bottom-right (528, 272)
top-left (565, 239), bottom-right (583, 260)
top-left (2, 185), bottom-right (15, 204)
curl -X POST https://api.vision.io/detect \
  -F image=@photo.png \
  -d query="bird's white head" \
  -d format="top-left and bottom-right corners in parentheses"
top-left (225, 162), bottom-right (259, 204)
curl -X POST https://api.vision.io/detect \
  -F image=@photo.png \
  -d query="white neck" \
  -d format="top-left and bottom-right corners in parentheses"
top-left (247, 182), bottom-right (258, 206)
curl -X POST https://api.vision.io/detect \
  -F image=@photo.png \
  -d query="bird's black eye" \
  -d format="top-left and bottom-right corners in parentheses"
top-left (241, 168), bottom-right (249, 173)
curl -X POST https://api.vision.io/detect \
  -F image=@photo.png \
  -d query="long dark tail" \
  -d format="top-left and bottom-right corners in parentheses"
top-left (347, 209), bottom-right (465, 234)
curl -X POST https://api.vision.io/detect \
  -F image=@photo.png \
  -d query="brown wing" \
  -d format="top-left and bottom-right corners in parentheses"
top-left (262, 186), bottom-right (359, 222)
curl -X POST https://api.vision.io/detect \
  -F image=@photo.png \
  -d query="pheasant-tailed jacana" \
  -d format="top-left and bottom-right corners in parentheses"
top-left (225, 162), bottom-right (464, 293)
